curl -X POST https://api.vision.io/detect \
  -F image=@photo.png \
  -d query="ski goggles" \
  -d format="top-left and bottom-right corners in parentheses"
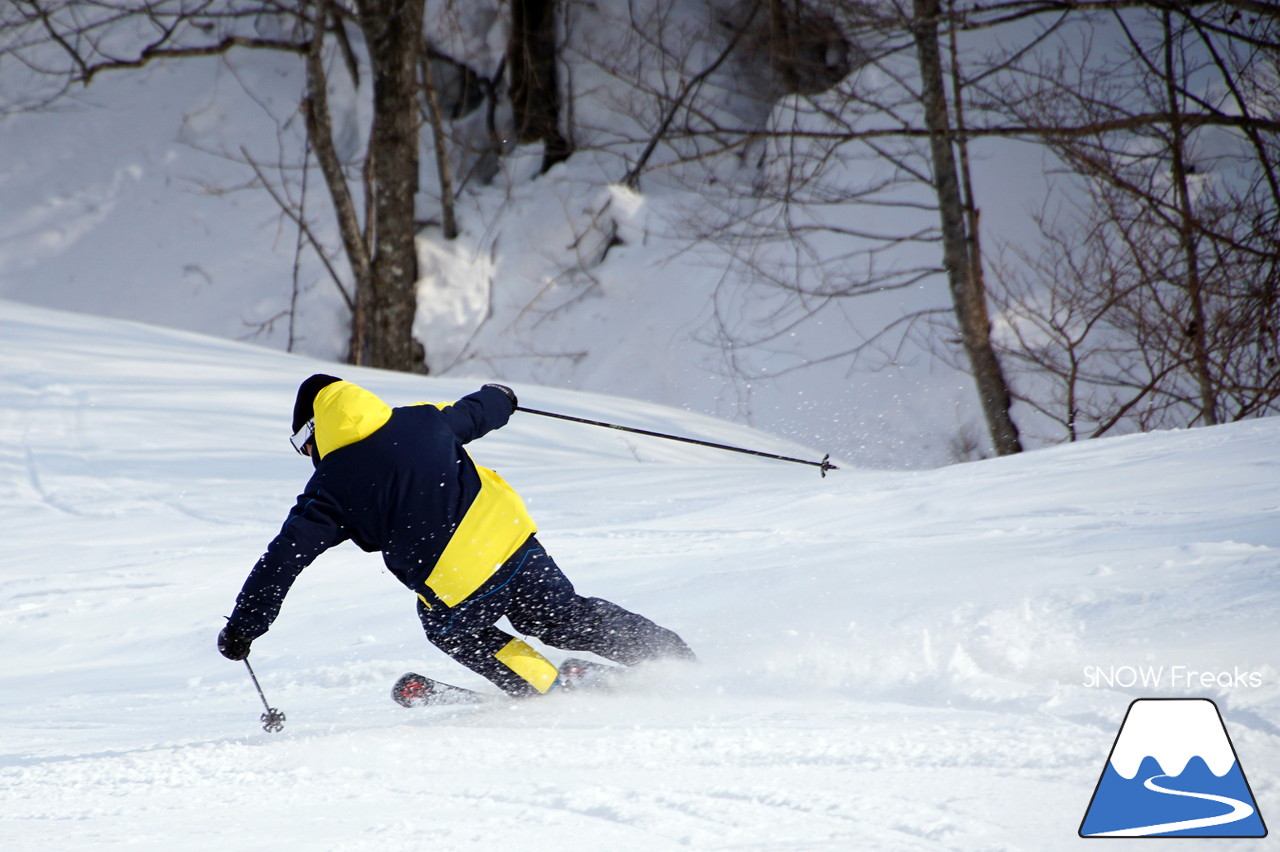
top-left (290, 418), bottom-right (315, 455)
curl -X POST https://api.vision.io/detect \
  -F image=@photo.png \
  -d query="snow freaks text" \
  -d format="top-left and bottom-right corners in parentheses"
top-left (1082, 665), bottom-right (1264, 690)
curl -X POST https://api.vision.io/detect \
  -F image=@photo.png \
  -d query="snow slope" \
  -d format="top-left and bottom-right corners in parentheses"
top-left (1, 300), bottom-right (1277, 850)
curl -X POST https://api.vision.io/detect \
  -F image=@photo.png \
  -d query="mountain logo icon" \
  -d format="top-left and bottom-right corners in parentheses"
top-left (1080, 698), bottom-right (1267, 837)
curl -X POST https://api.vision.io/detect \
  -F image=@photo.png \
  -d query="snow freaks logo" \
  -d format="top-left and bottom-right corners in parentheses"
top-left (1082, 665), bottom-right (1263, 690)
top-left (1079, 699), bottom-right (1267, 838)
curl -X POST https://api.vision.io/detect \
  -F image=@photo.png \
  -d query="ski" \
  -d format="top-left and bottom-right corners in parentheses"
top-left (392, 672), bottom-right (490, 707)
top-left (392, 658), bottom-right (623, 708)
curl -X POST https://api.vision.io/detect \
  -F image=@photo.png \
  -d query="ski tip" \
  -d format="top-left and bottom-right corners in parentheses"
top-left (392, 672), bottom-right (432, 708)
top-left (392, 671), bottom-right (490, 707)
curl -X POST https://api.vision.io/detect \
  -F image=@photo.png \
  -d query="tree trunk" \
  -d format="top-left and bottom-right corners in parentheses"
top-left (1162, 11), bottom-right (1217, 425)
top-left (357, 0), bottom-right (427, 371)
top-left (509, 0), bottom-right (570, 172)
top-left (911, 0), bottom-right (1022, 456)
top-left (420, 47), bottom-right (458, 239)
top-left (305, 0), bottom-right (371, 365)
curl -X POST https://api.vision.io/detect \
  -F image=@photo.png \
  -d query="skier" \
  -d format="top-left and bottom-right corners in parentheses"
top-left (217, 375), bottom-right (695, 698)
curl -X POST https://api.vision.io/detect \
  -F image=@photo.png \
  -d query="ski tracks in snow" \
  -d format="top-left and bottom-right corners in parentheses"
top-left (0, 681), bottom-right (1102, 851)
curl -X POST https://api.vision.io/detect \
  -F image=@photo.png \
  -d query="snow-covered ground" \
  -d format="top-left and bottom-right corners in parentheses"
top-left (2, 300), bottom-right (1277, 850)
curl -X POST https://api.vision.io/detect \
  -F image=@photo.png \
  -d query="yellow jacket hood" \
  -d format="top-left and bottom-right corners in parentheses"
top-left (312, 381), bottom-right (393, 459)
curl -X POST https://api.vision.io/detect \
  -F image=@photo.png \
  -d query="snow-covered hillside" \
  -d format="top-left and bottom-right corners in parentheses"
top-left (1, 301), bottom-right (1277, 850)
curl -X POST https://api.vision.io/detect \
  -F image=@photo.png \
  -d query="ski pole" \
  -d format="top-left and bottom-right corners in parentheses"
top-left (243, 658), bottom-right (286, 733)
top-left (515, 406), bottom-right (838, 477)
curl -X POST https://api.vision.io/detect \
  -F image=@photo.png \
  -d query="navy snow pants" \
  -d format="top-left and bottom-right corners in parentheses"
top-left (416, 536), bottom-right (694, 696)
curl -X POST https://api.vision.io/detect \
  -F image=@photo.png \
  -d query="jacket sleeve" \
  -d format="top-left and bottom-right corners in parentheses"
top-left (227, 487), bottom-right (349, 640)
top-left (437, 385), bottom-right (514, 444)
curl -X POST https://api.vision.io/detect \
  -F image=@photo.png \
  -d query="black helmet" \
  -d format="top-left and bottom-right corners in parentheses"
top-left (290, 373), bottom-right (341, 454)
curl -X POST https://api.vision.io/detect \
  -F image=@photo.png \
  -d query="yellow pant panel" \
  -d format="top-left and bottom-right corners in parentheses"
top-left (494, 639), bottom-right (559, 694)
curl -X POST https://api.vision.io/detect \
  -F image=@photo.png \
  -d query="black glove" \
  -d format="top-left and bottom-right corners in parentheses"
top-left (218, 624), bottom-right (253, 661)
top-left (483, 383), bottom-right (518, 410)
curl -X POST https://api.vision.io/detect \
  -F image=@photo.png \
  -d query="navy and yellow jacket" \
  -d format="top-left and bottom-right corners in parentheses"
top-left (227, 382), bottom-right (534, 640)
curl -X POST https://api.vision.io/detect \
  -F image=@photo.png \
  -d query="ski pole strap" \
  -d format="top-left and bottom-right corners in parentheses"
top-left (514, 406), bottom-right (838, 477)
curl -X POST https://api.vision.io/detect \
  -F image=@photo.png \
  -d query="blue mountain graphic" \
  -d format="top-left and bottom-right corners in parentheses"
top-left (1081, 755), bottom-right (1266, 837)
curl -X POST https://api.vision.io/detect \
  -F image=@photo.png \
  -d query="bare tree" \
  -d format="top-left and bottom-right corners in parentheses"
top-left (3, 0), bottom-right (432, 368)
top-left (7, 0), bottom-right (1272, 444)
top-left (990, 2), bottom-right (1280, 433)
top-left (990, 199), bottom-right (1183, 441)
top-left (1, 0), bottom-right (530, 373)
top-left (910, 0), bottom-right (1022, 454)
top-left (660, 0), bottom-right (1028, 455)
top-left (676, 0), bottom-right (1276, 452)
